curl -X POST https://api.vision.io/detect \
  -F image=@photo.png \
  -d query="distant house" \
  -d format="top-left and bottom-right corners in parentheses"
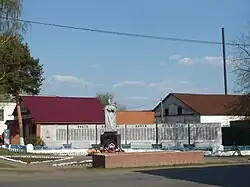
top-left (0, 102), bottom-right (16, 138)
top-left (6, 96), bottom-right (104, 147)
top-left (153, 93), bottom-right (248, 126)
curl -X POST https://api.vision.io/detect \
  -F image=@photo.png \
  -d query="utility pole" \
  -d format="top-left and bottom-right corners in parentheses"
top-left (221, 28), bottom-right (228, 95)
top-left (156, 98), bottom-right (164, 145)
top-left (160, 98), bottom-right (164, 123)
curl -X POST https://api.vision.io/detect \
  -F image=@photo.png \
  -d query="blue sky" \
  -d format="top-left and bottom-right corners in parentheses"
top-left (22, 0), bottom-right (250, 110)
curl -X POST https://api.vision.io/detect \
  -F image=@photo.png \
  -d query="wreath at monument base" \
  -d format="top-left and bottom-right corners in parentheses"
top-left (87, 143), bottom-right (124, 155)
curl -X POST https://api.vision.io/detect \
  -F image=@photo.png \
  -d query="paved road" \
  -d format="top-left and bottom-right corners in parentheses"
top-left (0, 164), bottom-right (249, 187)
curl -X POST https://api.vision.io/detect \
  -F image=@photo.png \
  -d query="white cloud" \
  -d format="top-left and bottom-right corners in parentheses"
top-left (149, 79), bottom-right (194, 92)
top-left (112, 81), bottom-right (146, 88)
top-left (203, 56), bottom-right (233, 65)
top-left (179, 57), bottom-right (194, 65)
top-left (150, 80), bottom-right (190, 88)
top-left (149, 80), bottom-right (170, 87)
top-left (179, 87), bottom-right (214, 93)
top-left (159, 54), bottom-right (182, 66)
top-left (203, 56), bottom-right (222, 64)
top-left (51, 75), bottom-right (82, 83)
top-left (169, 55), bottom-right (233, 66)
top-left (169, 54), bottom-right (182, 60)
top-left (49, 75), bottom-right (103, 87)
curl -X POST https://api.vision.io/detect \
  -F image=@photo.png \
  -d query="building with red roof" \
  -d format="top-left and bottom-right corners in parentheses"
top-left (6, 95), bottom-right (156, 147)
top-left (153, 93), bottom-right (248, 126)
top-left (6, 96), bottom-right (105, 146)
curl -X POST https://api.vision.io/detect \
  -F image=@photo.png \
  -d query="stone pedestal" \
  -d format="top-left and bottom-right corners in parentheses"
top-left (92, 151), bottom-right (205, 168)
top-left (100, 131), bottom-right (121, 149)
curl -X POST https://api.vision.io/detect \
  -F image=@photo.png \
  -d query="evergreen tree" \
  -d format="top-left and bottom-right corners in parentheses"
top-left (0, 35), bottom-right (44, 145)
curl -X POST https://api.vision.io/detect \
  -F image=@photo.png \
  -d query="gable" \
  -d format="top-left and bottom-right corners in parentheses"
top-left (12, 104), bottom-right (30, 117)
top-left (154, 93), bottom-right (248, 116)
top-left (154, 94), bottom-right (198, 117)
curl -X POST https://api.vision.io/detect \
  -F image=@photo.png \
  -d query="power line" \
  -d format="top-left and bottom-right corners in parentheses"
top-left (126, 99), bottom-right (160, 110)
top-left (3, 17), bottom-right (250, 46)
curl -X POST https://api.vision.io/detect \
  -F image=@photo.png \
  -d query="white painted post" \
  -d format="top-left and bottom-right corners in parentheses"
top-left (26, 144), bottom-right (34, 153)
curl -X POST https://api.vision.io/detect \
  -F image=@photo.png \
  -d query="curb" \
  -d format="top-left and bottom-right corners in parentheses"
top-left (52, 160), bottom-right (92, 167)
top-left (0, 156), bottom-right (73, 164)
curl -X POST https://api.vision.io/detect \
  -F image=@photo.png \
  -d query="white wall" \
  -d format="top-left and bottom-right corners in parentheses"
top-left (155, 94), bottom-right (199, 123)
top-left (40, 124), bottom-right (157, 148)
top-left (200, 115), bottom-right (245, 127)
top-left (159, 123), bottom-right (222, 148)
top-left (40, 124), bottom-right (97, 148)
top-left (0, 102), bottom-right (16, 135)
top-left (39, 123), bottom-right (221, 149)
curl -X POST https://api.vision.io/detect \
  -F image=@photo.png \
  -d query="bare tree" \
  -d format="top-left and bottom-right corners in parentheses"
top-left (231, 28), bottom-right (250, 116)
top-left (96, 92), bottom-right (126, 111)
top-left (0, 0), bottom-right (27, 46)
top-left (96, 92), bottom-right (114, 106)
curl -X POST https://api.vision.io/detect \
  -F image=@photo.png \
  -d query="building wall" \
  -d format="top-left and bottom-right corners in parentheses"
top-left (200, 115), bottom-right (245, 127)
top-left (154, 95), bottom-right (199, 123)
top-left (117, 111), bottom-right (155, 124)
top-left (8, 124), bottom-right (20, 145)
top-left (0, 103), bottom-right (16, 135)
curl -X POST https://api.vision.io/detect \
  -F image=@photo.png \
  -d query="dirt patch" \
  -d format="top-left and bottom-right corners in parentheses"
top-left (0, 162), bottom-right (15, 168)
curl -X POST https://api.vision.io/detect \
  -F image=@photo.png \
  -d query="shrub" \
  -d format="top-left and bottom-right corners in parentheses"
top-left (0, 137), bottom-right (3, 144)
top-left (24, 135), bottom-right (45, 146)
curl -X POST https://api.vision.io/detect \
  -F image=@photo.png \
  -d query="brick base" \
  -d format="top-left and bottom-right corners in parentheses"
top-left (92, 151), bottom-right (204, 168)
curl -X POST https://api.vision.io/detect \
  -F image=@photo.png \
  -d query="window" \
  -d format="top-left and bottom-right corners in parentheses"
top-left (0, 109), bottom-right (4, 121)
top-left (164, 108), bottom-right (169, 116)
top-left (177, 107), bottom-right (182, 115)
top-left (169, 105), bottom-right (177, 115)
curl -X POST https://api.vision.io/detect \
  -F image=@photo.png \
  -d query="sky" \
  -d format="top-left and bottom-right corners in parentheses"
top-left (21, 0), bottom-right (250, 110)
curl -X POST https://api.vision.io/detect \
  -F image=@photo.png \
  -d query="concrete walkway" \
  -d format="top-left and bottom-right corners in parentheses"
top-left (0, 155), bottom-right (93, 169)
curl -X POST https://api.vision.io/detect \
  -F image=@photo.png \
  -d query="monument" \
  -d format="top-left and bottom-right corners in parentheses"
top-left (100, 99), bottom-right (121, 149)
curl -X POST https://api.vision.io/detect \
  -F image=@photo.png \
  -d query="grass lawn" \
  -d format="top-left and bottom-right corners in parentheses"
top-left (7, 157), bottom-right (59, 164)
top-left (0, 162), bottom-right (15, 168)
top-left (0, 149), bottom-right (29, 156)
top-left (0, 148), bottom-right (52, 156)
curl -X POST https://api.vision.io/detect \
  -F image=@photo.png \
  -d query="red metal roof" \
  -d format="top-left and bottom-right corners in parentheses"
top-left (153, 93), bottom-right (248, 115)
top-left (173, 93), bottom-right (243, 115)
top-left (20, 96), bottom-right (105, 124)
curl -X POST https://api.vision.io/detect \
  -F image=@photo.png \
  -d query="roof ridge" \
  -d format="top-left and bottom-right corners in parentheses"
top-left (21, 95), bottom-right (98, 99)
top-left (172, 93), bottom-right (242, 96)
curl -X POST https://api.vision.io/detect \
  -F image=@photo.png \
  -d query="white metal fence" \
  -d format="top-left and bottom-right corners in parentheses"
top-left (40, 123), bottom-right (221, 148)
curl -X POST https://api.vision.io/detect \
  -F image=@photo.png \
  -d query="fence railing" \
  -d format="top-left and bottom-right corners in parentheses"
top-left (223, 146), bottom-right (250, 151)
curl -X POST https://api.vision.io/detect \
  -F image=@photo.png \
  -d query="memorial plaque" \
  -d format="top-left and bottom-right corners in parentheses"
top-left (100, 131), bottom-right (121, 149)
